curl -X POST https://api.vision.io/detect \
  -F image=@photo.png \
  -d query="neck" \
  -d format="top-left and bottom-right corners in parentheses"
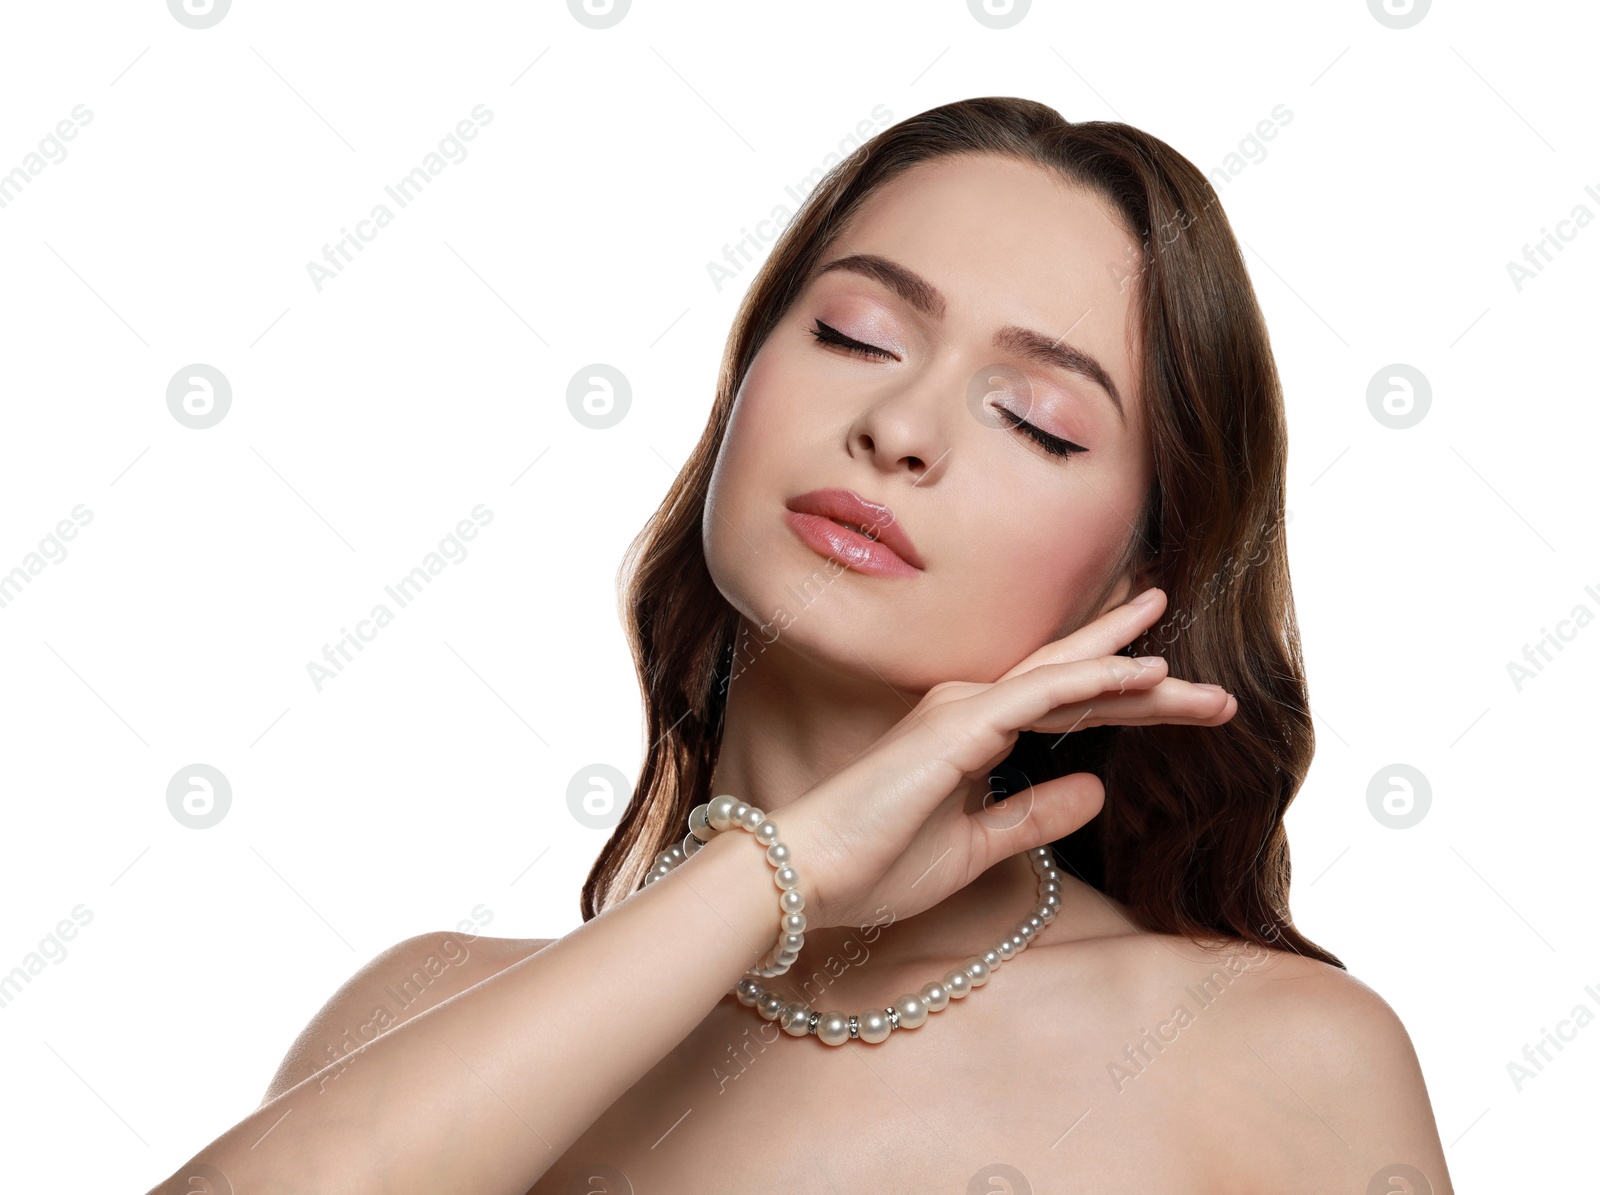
top-left (705, 617), bottom-right (1122, 1004)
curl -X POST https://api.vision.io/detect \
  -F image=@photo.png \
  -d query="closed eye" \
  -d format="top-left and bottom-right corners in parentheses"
top-left (993, 405), bottom-right (1088, 459)
top-left (808, 319), bottom-right (896, 360)
top-left (810, 317), bottom-right (1087, 461)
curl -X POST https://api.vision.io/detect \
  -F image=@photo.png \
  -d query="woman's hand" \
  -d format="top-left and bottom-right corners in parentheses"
top-left (772, 587), bottom-right (1236, 933)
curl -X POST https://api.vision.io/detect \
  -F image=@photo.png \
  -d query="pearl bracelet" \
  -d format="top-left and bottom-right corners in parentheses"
top-left (643, 792), bottom-right (1065, 1046)
top-left (642, 794), bottom-right (806, 978)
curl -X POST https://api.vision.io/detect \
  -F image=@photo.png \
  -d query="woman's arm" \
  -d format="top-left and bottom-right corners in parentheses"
top-left (145, 826), bottom-right (782, 1195)
top-left (257, 932), bottom-right (555, 1107)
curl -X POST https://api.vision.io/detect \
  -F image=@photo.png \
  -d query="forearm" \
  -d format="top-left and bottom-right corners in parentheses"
top-left (149, 827), bottom-right (781, 1195)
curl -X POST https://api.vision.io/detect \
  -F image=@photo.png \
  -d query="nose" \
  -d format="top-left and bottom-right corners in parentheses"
top-left (846, 367), bottom-right (956, 484)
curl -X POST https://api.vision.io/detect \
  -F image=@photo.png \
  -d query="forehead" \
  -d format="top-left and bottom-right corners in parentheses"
top-left (820, 152), bottom-right (1143, 400)
top-left (840, 152), bottom-right (1137, 262)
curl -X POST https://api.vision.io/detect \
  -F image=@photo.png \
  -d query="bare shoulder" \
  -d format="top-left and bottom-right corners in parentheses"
top-left (1095, 932), bottom-right (1455, 1194)
top-left (1228, 948), bottom-right (1452, 1188)
top-left (259, 930), bottom-right (553, 1106)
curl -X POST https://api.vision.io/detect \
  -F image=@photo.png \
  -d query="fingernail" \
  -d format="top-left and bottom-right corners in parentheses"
top-left (1195, 682), bottom-right (1226, 691)
top-left (1135, 655), bottom-right (1164, 668)
top-left (1132, 588), bottom-right (1160, 609)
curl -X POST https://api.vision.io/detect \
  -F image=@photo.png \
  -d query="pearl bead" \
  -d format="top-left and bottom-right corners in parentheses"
top-left (816, 1012), bottom-right (851, 1046)
top-left (755, 820), bottom-right (779, 845)
top-left (780, 932), bottom-right (804, 952)
top-left (964, 958), bottom-right (991, 987)
top-left (740, 806), bottom-right (765, 832)
top-left (780, 912), bottom-right (806, 935)
top-left (857, 1009), bottom-right (892, 1043)
top-left (996, 939), bottom-right (1017, 961)
top-left (1017, 922), bottom-right (1037, 941)
top-left (707, 795), bottom-right (739, 830)
top-left (684, 834), bottom-right (704, 857)
top-left (689, 805), bottom-right (713, 840)
top-left (1041, 892), bottom-right (1062, 912)
top-left (944, 970), bottom-right (972, 999)
top-left (736, 978), bottom-right (761, 1005)
top-left (921, 982), bottom-right (950, 1011)
top-left (779, 1002), bottom-right (813, 1036)
top-left (774, 865), bottom-right (800, 890)
top-left (766, 842), bottom-right (791, 867)
top-left (780, 889), bottom-right (805, 914)
top-left (982, 948), bottom-right (1002, 968)
top-left (893, 994), bottom-right (929, 1028)
top-left (757, 993), bottom-right (784, 1020)
top-left (1007, 932), bottom-right (1027, 954)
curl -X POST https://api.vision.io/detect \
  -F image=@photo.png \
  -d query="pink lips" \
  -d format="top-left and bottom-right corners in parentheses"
top-left (782, 488), bottom-right (925, 577)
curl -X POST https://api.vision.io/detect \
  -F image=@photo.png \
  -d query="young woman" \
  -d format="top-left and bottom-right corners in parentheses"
top-left (152, 97), bottom-right (1453, 1194)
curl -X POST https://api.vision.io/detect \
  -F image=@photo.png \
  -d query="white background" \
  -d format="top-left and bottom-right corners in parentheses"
top-left (0, 1), bottom-right (1594, 1190)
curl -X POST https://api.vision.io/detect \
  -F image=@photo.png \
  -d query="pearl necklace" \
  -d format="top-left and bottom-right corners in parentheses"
top-left (643, 794), bottom-right (1064, 1046)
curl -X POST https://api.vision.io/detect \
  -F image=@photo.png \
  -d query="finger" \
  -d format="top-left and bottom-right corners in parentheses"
top-left (925, 655), bottom-right (1169, 777)
top-left (971, 770), bottom-right (1105, 874)
top-left (995, 588), bottom-right (1167, 683)
top-left (1026, 679), bottom-right (1236, 733)
top-left (1087, 695), bottom-right (1237, 727)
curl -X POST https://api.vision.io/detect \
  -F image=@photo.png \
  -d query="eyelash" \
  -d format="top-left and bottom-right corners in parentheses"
top-left (991, 405), bottom-right (1088, 459)
top-left (808, 319), bottom-right (892, 361)
top-left (807, 319), bottom-right (1089, 460)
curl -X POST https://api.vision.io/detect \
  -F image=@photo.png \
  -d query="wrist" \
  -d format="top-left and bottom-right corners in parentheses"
top-left (753, 798), bottom-right (839, 933)
top-left (704, 794), bottom-right (809, 977)
top-left (646, 795), bottom-right (814, 979)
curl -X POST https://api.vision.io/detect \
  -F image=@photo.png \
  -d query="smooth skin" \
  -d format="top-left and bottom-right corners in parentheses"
top-left (149, 154), bottom-right (1452, 1193)
top-left (148, 597), bottom-right (1451, 1194)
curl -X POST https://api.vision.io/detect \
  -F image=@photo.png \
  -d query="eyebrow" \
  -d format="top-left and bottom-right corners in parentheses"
top-left (814, 252), bottom-right (1126, 425)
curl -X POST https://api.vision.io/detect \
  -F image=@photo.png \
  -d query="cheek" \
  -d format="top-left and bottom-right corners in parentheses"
top-left (927, 505), bottom-right (1129, 677)
top-left (709, 369), bottom-right (783, 519)
top-left (719, 351), bottom-right (806, 473)
top-left (703, 355), bottom-right (809, 601)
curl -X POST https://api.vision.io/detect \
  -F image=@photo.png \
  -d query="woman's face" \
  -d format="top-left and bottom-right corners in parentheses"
top-left (703, 152), bottom-right (1152, 691)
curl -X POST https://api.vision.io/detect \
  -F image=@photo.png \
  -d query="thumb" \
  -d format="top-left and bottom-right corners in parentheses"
top-left (973, 770), bottom-right (1105, 872)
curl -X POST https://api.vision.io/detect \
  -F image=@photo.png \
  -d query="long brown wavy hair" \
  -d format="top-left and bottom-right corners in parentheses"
top-left (579, 96), bottom-right (1342, 970)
